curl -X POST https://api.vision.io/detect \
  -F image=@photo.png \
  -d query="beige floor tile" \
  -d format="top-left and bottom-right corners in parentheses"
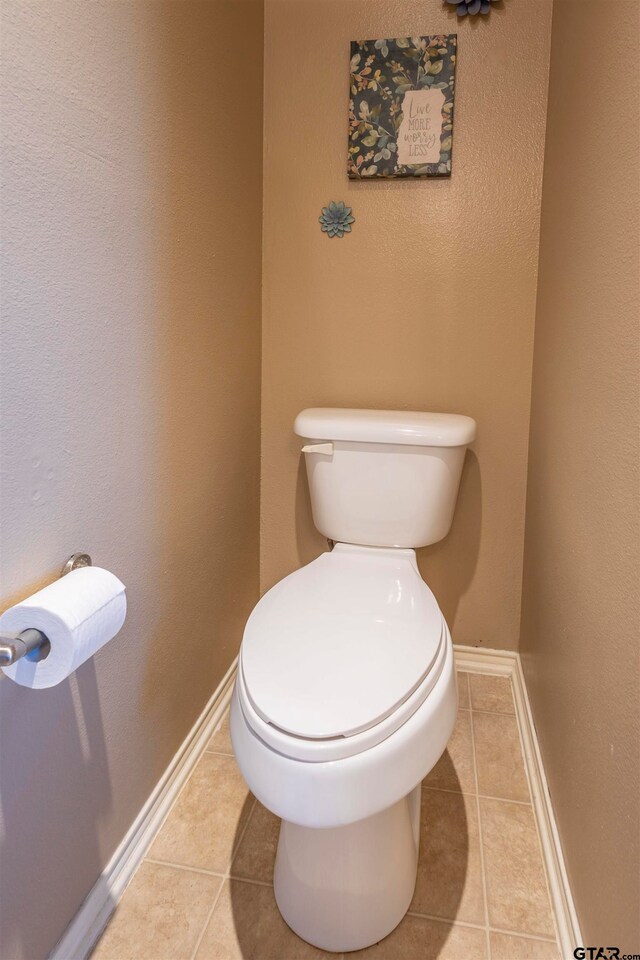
top-left (149, 753), bottom-right (252, 873)
top-left (92, 861), bottom-right (221, 960)
top-left (195, 879), bottom-right (330, 959)
top-left (473, 712), bottom-right (530, 802)
top-left (469, 674), bottom-right (515, 714)
top-left (490, 931), bottom-right (560, 959)
top-left (206, 710), bottom-right (234, 755)
top-left (424, 710), bottom-right (476, 794)
top-left (411, 788), bottom-right (485, 924)
top-left (231, 800), bottom-right (281, 883)
top-left (350, 914), bottom-right (488, 960)
top-left (481, 799), bottom-right (555, 938)
top-left (456, 672), bottom-right (470, 709)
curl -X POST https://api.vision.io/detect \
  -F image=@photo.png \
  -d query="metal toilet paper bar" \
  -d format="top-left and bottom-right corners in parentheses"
top-left (0, 553), bottom-right (92, 667)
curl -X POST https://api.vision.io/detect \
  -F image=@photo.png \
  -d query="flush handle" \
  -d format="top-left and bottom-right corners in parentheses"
top-left (301, 443), bottom-right (334, 455)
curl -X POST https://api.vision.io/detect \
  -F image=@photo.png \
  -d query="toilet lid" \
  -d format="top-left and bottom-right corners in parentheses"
top-left (240, 543), bottom-right (444, 740)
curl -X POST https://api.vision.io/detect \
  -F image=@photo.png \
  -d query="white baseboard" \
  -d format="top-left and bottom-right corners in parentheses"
top-left (49, 657), bottom-right (238, 960)
top-left (453, 643), bottom-right (518, 676)
top-left (454, 644), bottom-right (583, 957)
top-left (52, 646), bottom-right (582, 960)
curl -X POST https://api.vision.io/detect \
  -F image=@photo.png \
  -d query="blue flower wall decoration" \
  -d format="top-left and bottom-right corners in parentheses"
top-left (319, 201), bottom-right (355, 238)
top-left (446, 0), bottom-right (494, 15)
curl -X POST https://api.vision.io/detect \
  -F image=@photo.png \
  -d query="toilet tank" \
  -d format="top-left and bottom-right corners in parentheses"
top-left (294, 408), bottom-right (476, 548)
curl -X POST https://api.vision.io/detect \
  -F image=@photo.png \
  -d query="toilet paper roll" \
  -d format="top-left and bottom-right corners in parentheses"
top-left (0, 566), bottom-right (126, 689)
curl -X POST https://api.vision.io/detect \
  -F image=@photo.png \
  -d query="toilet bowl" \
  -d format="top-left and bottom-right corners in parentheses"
top-left (230, 408), bottom-right (476, 952)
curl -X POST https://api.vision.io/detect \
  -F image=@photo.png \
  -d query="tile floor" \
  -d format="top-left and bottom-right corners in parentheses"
top-left (91, 672), bottom-right (562, 960)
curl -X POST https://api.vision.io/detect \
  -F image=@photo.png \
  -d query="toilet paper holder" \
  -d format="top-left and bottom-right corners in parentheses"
top-left (0, 553), bottom-right (92, 667)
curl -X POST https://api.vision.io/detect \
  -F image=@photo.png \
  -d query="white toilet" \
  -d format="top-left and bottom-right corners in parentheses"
top-left (230, 407), bottom-right (476, 952)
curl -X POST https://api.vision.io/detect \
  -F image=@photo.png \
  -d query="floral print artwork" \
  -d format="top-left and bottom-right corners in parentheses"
top-left (348, 35), bottom-right (457, 179)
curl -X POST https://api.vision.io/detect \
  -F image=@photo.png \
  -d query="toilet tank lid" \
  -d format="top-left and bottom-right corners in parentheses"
top-left (294, 408), bottom-right (477, 447)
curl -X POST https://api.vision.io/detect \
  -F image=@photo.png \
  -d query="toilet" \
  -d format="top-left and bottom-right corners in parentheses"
top-left (230, 407), bottom-right (477, 952)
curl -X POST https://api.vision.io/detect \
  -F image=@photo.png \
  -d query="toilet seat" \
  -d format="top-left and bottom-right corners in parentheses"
top-left (231, 627), bottom-right (457, 826)
top-left (237, 630), bottom-right (446, 762)
top-left (239, 543), bottom-right (445, 762)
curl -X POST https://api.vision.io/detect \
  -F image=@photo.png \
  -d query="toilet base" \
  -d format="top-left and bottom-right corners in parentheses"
top-left (273, 784), bottom-right (422, 953)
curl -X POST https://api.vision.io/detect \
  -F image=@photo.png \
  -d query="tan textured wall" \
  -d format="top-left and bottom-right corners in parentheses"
top-left (261, 0), bottom-right (552, 648)
top-left (0, 3), bottom-right (263, 957)
top-left (520, 0), bottom-right (640, 950)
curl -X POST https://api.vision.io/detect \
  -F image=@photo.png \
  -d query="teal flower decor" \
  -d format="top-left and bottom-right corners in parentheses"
top-left (319, 201), bottom-right (355, 238)
top-left (446, 0), bottom-right (494, 15)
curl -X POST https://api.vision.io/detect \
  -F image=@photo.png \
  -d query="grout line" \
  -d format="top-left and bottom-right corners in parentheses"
top-left (478, 794), bottom-right (530, 807)
top-left (467, 681), bottom-right (493, 960)
top-left (447, 684), bottom-right (519, 719)
top-left (422, 784), bottom-right (534, 807)
top-left (406, 910), bottom-right (485, 930)
top-left (457, 670), bottom-right (470, 710)
top-left (456, 704), bottom-right (523, 719)
top-left (227, 875), bottom-right (273, 889)
top-left (469, 707), bottom-right (517, 718)
top-left (189, 873), bottom-right (226, 960)
top-left (203, 748), bottom-right (235, 757)
top-left (144, 858), bottom-right (225, 879)
top-left (229, 796), bottom-right (259, 870)
top-left (421, 784), bottom-right (477, 798)
top-left (189, 794), bottom-right (258, 960)
top-left (406, 909), bottom-right (560, 946)
top-left (488, 926), bottom-right (559, 944)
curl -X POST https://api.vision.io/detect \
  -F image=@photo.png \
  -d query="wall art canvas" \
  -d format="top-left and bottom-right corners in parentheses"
top-left (348, 35), bottom-right (457, 179)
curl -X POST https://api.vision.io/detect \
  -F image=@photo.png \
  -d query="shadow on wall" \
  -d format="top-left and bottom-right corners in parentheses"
top-left (420, 449), bottom-right (482, 637)
top-left (0, 1), bottom-right (262, 957)
top-left (229, 755), bottom-right (469, 957)
top-left (136, 0), bottom-right (262, 782)
top-left (295, 447), bottom-right (482, 639)
top-left (295, 454), bottom-right (318, 561)
top-left (0, 664), bottom-right (112, 960)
